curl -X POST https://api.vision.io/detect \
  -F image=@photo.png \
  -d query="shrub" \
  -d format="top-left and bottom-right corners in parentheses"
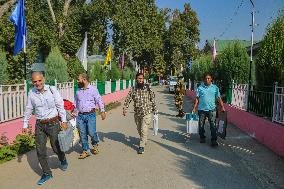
top-left (89, 61), bottom-right (104, 81)
top-left (67, 57), bottom-right (85, 80)
top-left (215, 42), bottom-right (249, 85)
top-left (107, 62), bottom-right (121, 80)
top-left (0, 132), bottom-right (35, 164)
top-left (45, 47), bottom-right (69, 83)
top-left (121, 67), bottom-right (132, 80)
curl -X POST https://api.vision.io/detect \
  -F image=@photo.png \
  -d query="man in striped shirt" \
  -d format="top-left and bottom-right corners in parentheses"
top-left (123, 73), bottom-right (158, 154)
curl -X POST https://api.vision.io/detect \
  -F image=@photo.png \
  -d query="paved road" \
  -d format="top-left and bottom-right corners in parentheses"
top-left (0, 86), bottom-right (283, 189)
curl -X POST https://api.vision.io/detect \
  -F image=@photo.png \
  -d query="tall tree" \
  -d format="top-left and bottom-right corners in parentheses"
top-left (255, 14), bottom-right (284, 86)
top-left (166, 4), bottom-right (200, 75)
top-left (215, 42), bottom-right (249, 85)
top-left (111, 0), bottom-right (166, 75)
top-left (0, 0), bottom-right (109, 82)
top-left (190, 54), bottom-right (213, 82)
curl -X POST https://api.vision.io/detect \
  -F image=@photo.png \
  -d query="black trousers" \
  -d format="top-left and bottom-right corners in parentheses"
top-left (35, 120), bottom-right (66, 175)
top-left (198, 110), bottom-right (217, 141)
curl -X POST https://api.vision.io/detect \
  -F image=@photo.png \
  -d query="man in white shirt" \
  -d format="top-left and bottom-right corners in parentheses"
top-left (23, 72), bottom-right (68, 185)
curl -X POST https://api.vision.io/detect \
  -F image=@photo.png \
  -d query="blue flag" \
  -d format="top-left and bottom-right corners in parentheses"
top-left (9, 0), bottom-right (26, 56)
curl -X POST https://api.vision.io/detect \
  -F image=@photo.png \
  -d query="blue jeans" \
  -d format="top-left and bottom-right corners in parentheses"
top-left (198, 110), bottom-right (217, 141)
top-left (77, 113), bottom-right (99, 151)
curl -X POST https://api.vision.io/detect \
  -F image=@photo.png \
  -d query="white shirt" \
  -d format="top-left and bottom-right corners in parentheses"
top-left (23, 85), bottom-right (67, 128)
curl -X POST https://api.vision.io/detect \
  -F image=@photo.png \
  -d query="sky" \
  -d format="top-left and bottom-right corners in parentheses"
top-left (155, 0), bottom-right (284, 48)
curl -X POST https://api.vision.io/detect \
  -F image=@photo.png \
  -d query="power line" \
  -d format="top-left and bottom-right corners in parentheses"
top-left (219, 0), bottom-right (244, 38)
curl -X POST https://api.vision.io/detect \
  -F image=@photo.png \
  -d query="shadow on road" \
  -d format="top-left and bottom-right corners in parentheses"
top-left (153, 87), bottom-right (264, 189)
top-left (158, 111), bottom-right (176, 118)
top-left (158, 128), bottom-right (188, 144)
top-left (99, 131), bottom-right (139, 151)
top-left (17, 147), bottom-right (69, 176)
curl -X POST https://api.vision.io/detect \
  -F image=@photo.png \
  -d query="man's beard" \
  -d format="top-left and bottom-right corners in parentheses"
top-left (78, 82), bottom-right (84, 88)
top-left (137, 82), bottom-right (144, 89)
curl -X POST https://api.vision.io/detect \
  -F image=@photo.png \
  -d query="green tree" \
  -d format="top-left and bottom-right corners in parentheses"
top-left (88, 61), bottom-right (104, 81)
top-left (111, 0), bottom-right (166, 75)
top-left (0, 0), bottom-right (108, 82)
top-left (0, 0), bottom-right (200, 82)
top-left (67, 57), bottom-right (85, 80)
top-left (107, 62), bottom-right (121, 80)
top-left (0, 50), bottom-right (9, 84)
top-left (215, 42), bottom-right (249, 86)
top-left (0, 10), bottom-right (25, 82)
top-left (255, 14), bottom-right (284, 85)
top-left (166, 4), bottom-right (200, 75)
top-left (190, 54), bottom-right (213, 81)
top-left (44, 47), bottom-right (69, 83)
top-left (121, 67), bottom-right (132, 80)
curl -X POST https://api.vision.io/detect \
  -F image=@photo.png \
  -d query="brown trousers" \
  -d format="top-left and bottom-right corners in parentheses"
top-left (134, 114), bottom-right (151, 147)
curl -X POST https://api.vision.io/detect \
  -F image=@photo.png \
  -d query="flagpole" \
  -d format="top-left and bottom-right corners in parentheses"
top-left (85, 32), bottom-right (88, 73)
top-left (23, 35), bottom-right (27, 80)
top-left (24, 53), bottom-right (27, 79)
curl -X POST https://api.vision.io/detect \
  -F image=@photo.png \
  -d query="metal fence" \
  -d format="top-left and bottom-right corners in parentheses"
top-left (248, 86), bottom-right (273, 118)
top-left (273, 83), bottom-right (284, 124)
top-left (0, 84), bottom-right (26, 123)
top-left (229, 82), bottom-right (282, 122)
top-left (57, 81), bottom-right (75, 103)
top-left (231, 83), bottom-right (248, 110)
top-left (0, 79), bottom-right (135, 124)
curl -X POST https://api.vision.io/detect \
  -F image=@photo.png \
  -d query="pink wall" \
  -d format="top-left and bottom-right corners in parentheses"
top-left (0, 118), bottom-right (36, 144)
top-left (0, 88), bottom-right (130, 144)
top-left (102, 89), bottom-right (129, 105)
top-left (186, 90), bottom-right (284, 157)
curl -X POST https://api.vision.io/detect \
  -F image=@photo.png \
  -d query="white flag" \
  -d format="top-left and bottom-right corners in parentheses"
top-left (76, 33), bottom-right (88, 71)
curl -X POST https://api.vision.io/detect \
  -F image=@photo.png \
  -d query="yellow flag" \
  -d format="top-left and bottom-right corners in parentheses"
top-left (104, 45), bottom-right (112, 66)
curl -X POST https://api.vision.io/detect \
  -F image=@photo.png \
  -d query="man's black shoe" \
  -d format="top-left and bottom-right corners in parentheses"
top-left (200, 138), bottom-right (206, 143)
top-left (211, 141), bottom-right (218, 147)
top-left (138, 147), bottom-right (145, 154)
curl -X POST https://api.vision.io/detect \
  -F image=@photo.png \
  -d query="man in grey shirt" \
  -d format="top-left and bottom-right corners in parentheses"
top-left (23, 72), bottom-right (68, 185)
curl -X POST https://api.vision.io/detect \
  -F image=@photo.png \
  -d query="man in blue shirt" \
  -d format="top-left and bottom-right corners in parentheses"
top-left (192, 73), bottom-right (225, 147)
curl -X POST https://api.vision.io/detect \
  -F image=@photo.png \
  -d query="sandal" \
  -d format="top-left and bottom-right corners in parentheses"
top-left (78, 151), bottom-right (91, 159)
top-left (92, 144), bottom-right (99, 155)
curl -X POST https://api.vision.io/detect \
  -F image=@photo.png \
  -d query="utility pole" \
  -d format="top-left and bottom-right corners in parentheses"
top-left (249, 0), bottom-right (255, 88)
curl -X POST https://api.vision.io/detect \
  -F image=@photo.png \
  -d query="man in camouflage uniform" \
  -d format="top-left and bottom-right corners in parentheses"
top-left (123, 73), bottom-right (158, 154)
top-left (175, 75), bottom-right (185, 117)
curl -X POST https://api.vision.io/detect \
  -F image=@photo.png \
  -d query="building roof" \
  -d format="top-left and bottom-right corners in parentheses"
top-left (206, 39), bottom-right (259, 52)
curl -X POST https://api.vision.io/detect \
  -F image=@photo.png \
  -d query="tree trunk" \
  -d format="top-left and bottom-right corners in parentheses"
top-left (0, 0), bottom-right (17, 18)
top-left (58, 0), bottom-right (72, 37)
top-left (47, 0), bottom-right (57, 23)
top-left (63, 0), bottom-right (72, 17)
